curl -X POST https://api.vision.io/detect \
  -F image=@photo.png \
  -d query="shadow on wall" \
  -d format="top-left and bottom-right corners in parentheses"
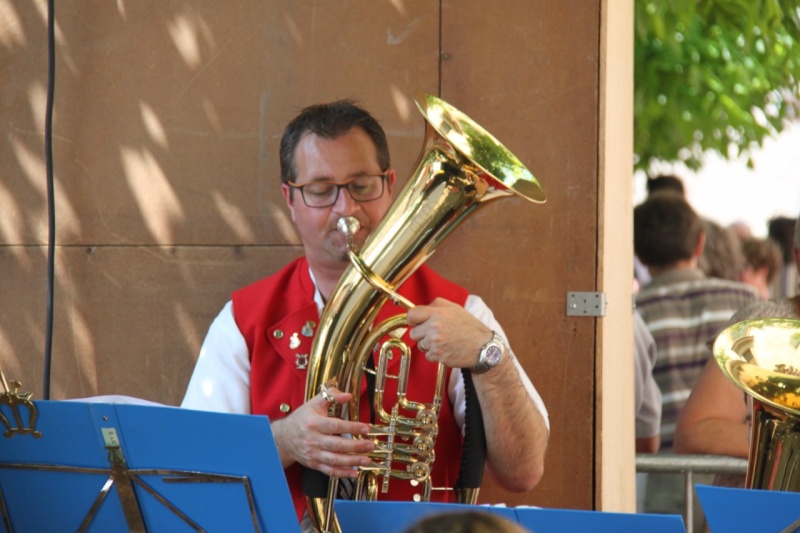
top-left (0, 1), bottom-right (435, 404)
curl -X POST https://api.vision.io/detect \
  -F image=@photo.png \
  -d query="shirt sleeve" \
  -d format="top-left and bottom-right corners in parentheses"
top-left (634, 310), bottom-right (662, 439)
top-left (448, 294), bottom-right (550, 432)
top-left (181, 301), bottom-right (252, 414)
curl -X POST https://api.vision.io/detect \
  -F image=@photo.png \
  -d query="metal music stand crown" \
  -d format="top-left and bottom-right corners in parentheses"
top-left (0, 397), bottom-right (299, 533)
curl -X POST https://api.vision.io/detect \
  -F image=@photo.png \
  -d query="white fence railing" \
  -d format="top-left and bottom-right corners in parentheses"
top-left (636, 454), bottom-right (748, 533)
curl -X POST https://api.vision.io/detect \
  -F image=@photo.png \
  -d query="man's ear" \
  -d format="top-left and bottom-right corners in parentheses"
top-left (281, 183), bottom-right (297, 223)
top-left (693, 230), bottom-right (706, 259)
top-left (385, 169), bottom-right (397, 196)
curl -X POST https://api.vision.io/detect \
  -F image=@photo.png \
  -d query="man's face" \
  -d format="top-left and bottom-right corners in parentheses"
top-left (281, 127), bottom-right (396, 272)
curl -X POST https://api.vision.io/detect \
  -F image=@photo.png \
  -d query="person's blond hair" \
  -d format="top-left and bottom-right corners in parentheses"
top-left (403, 510), bottom-right (530, 533)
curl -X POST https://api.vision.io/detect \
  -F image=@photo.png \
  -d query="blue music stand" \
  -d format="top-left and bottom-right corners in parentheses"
top-left (335, 501), bottom-right (518, 533)
top-left (335, 500), bottom-right (686, 533)
top-left (696, 484), bottom-right (800, 533)
top-left (514, 507), bottom-right (685, 533)
top-left (0, 400), bottom-right (299, 532)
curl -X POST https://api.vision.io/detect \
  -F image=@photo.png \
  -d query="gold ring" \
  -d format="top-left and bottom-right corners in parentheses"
top-left (320, 387), bottom-right (336, 403)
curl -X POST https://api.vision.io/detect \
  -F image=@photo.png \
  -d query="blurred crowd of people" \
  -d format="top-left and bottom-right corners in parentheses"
top-left (632, 174), bottom-right (799, 529)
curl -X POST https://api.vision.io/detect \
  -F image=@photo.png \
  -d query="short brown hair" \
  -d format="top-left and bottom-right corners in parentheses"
top-left (742, 237), bottom-right (783, 284)
top-left (698, 219), bottom-right (744, 281)
top-left (634, 193), bottom-right (703, 268)
top-left (646, 174), bottom-right (685, 196)
top-left (279, 100), bottom-right (390, 185)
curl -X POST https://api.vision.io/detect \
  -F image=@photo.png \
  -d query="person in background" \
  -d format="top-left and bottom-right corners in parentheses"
top-left (739, 237), bottom-right (783, 300)
top-left (634, 194), bottom-right (757, 451)
top-left (675, 211), bottom-right (800, 481)
top-left (646, 174), bottom-right (685, 196)
top-left (634, 308), bottom-right (662, 513)
top-left (728, 221), bottom-right (753, 243)
top-left (402, 511), bottom-right (531, 533)
top-left (768, 216), bottom-right (799, 298)
top-left (634, 309), bottom-right (661, 453)
top-left (633, 192), bottom-right (757, 521)
top-left (698, 218), bottom-right (745, 282)
top-left (635, 174), bottom-right (687, 288)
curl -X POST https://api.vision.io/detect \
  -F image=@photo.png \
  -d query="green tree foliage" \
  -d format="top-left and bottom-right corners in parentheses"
top-left (634, 0), bottom-right (800, 172)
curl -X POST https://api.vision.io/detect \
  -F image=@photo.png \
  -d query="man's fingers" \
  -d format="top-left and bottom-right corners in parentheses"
top-left (312, 414), bottom-right (370, 437)
top-left (322, 433), bottom-right (374, 455)
top-left (316, 386), bottom-right (354, 406)
top-left (310, 437), bottom-right (375, 477)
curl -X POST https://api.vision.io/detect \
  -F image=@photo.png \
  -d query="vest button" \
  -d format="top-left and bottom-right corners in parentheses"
top-left (273, 329), bottom-right (284, 339)
top-left (280, 403), bottom-right (291, 413)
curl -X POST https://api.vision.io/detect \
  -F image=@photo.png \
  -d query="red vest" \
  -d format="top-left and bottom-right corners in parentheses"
top-left (232, 257), bottom-right (470, 521)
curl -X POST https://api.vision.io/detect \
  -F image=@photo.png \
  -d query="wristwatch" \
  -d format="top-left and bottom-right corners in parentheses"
top-left (470, 331), bottom-right (504, 374)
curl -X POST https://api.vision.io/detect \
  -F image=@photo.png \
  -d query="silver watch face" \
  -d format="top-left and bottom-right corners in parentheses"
top-left (484, 344), bottom-right (503, 366)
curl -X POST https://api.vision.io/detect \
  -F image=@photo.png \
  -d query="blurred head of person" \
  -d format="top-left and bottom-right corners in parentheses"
top-left (698, 219), bottom-right (745, 281)
top-left (739, 237), bottom-right (783, 299)
top-left (646, 174), bottom-right (685, 197)
top-left (768, 216), bottom-right (797, 265)
top-left (402, 511), bottom-right (531, 533)
top-left (634, 192), bottom-right (704, 274)
top-left (728, 221), bottom-right (753, 243)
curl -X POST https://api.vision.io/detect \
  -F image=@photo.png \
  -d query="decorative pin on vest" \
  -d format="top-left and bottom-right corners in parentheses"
top-left (289, 332), bottom-right (301, 349)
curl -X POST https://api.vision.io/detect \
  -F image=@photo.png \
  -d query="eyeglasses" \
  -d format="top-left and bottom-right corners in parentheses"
top-left (287, 172), bottom-right (389, 208)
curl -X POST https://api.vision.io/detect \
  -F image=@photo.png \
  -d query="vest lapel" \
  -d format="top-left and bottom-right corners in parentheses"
top-left (266, 302), bottom-right (320, 372)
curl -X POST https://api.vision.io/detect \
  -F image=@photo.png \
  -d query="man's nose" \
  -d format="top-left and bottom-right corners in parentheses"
top-left (333, 186), bottom-right (360, 213)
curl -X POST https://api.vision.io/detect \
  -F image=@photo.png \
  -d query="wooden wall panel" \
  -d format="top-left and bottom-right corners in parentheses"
top-left (3, 1), bottom-right (440, 249)
top-left (597, 0), bottom-right (635, 511)
top-left (435, 0), bottom-right (601, 510)
top-left (0, 245), bottom-right (302, 403)
top-left (1, 1), bottom-right (439, 398)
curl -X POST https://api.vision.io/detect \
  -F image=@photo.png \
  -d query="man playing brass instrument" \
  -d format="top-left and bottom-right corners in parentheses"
top-left (181, 100), bottom-right (549, 529)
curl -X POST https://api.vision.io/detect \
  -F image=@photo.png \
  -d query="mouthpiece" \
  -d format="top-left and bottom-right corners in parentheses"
top-left (337, 216), bottom-right (361, 241)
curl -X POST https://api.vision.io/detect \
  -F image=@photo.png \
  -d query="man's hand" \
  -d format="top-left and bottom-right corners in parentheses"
top-left (407, 297), bottom-right (491, 369)
top-left (409, 297), bottom-right (548, 491)
top-left (271, 387), bottom-right (374, 477)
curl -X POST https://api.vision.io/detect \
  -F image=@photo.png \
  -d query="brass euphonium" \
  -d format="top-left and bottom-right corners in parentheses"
top-left (713, 317), bottom-right (800, 490)
top-left (303, 93), bottom-right (546, 533)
